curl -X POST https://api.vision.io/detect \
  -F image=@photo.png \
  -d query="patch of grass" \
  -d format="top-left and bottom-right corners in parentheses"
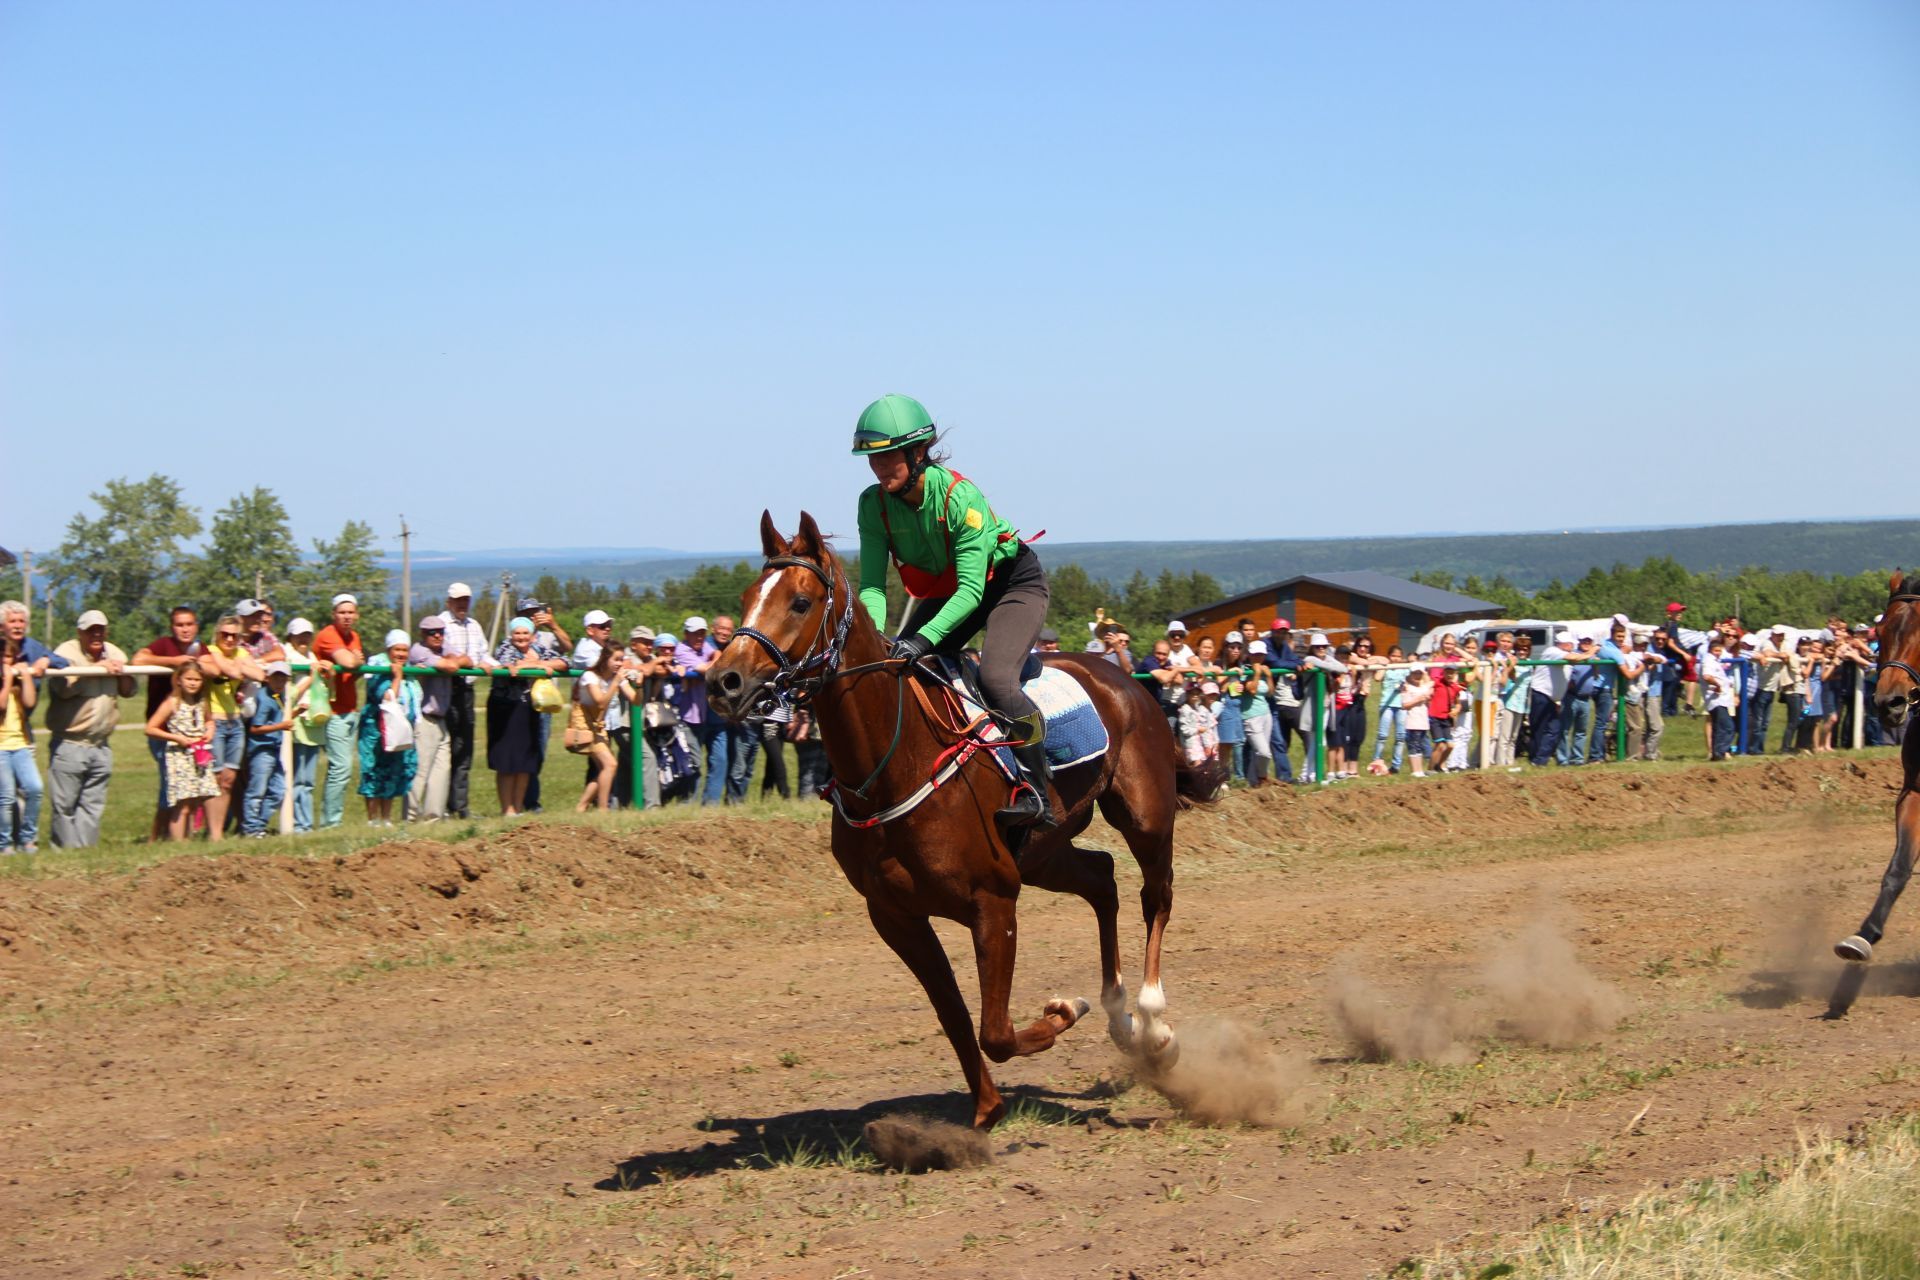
top-left (1403, 1114), bottom-right (1920, 1279)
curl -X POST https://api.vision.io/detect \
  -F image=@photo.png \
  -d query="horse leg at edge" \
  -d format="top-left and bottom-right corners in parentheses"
top-left (866, 902), bottom-right (1006, 1129)
top-left (969, 893), bottom-right (1088, 1066)
top-left (1017, 840), bottom-right (1132, 1053)
top-left (1838, 792), bottom-right (1920, 962)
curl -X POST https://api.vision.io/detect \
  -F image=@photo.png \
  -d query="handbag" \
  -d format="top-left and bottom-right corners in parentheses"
top-left (299, 672), bottom-right (332, 725)
top-left (379, 696), bottom-right (415, 751)
top-left (530, 677), bottom-right (565, 714)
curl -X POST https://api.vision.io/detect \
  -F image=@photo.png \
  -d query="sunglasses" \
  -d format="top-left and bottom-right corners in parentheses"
top-left (217, 631), bottom-right (240, 640)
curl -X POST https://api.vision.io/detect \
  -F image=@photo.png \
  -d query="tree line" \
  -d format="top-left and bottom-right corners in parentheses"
top-left (9, 475), bottom-right (1897, 655)
top-left (1407, 556), bottom-right (1895, 627)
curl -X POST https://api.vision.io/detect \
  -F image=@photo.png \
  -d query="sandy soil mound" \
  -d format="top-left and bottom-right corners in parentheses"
top-left (0, 756), bottom-right (1892, 1004)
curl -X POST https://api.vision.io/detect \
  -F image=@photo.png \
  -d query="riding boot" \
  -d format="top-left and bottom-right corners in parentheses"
top-left (997, 713), bottom-right (1058, 830)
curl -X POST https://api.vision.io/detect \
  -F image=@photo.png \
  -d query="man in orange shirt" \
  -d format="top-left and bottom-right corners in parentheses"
top-left (312, 593), bottom-right (365, 828)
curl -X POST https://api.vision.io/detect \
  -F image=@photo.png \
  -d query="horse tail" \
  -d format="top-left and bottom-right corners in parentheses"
top-left (1174, 756), bottom-right (1229, 809)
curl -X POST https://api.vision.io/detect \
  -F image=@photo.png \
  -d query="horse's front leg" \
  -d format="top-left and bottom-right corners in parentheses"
top-left (970, 892), bottom-right (1090, 1065)
top-left (1838, 790), bottom-right (1920, 962)
top-left (866, 901), bottom-right (1005, 1129)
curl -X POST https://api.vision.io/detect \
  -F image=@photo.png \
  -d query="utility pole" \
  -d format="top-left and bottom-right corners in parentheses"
top-left (489, 572), bottom-right (511, 649)
top-left (43, 580), bottom-right (54, 642)
top-left (20, 551), bottom-right (30, 619)
top-left (400, 516), bottom-right (413, 631)
top-left (255, 568), bottom-right (264, 602)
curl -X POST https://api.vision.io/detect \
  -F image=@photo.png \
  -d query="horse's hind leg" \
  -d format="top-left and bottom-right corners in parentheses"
top-left (1017, 840), bottom-right (1131, 1052)
top-left (866, 901), bottom-right (1006, 1129)
top-left (1097, 787), bottom-right (1179, 1066)
top-left (1838, 792), bottom-right (1920, 962)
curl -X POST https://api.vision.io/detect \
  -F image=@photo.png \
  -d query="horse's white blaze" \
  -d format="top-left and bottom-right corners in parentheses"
top-left (741, 572), bottom-right (783, 633)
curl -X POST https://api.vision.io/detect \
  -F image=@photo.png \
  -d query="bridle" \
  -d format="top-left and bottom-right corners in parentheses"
top-left (730, 554), bottom-right (859, 706)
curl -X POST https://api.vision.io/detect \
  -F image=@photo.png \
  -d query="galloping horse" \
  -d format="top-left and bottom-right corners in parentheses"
top-left (705, 512), bottom-right (1208, 1128)
top-left (1835, 570), bottom-right (1920, 963)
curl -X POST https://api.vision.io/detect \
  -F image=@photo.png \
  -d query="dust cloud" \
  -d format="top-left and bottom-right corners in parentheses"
top-left (1135, 1017), bottom-right (1317, 1127)
top-left (863, 1114), bottom-right (994, 1172)
top-left (1331, 918), bottom-right (1626, 1063)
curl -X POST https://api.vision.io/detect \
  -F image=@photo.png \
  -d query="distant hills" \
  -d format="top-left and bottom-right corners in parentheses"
top-left (383, 519), bottom-right (1917, 597)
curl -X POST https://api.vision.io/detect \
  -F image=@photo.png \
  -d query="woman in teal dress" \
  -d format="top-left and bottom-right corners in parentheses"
top-left (358, 629), bottom-right (421, 825)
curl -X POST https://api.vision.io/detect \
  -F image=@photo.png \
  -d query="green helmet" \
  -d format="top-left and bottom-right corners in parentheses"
top-left (851, 394), bottom-right (936, 456)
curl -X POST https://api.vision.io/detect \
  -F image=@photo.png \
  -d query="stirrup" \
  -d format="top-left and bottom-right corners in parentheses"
top-left (997, 783), bottom-right (1053, 828)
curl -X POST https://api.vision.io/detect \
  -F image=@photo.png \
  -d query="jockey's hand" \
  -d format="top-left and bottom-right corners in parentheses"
top-left (889, 634), bottom-right (932, 665)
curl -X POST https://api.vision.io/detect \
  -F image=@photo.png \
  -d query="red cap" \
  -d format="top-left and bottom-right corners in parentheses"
top-left (1271, 617), bottom-right (1291, 629)
top-left (1665, 602), bottom-right (1686, 614)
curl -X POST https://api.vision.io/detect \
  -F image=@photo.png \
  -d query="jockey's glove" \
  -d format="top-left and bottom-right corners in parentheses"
top-left (889, 633), bottom-right (933, 664)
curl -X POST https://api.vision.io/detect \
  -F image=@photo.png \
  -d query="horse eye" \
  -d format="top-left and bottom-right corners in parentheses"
top-left (791, 596), bottom-right (813, 614)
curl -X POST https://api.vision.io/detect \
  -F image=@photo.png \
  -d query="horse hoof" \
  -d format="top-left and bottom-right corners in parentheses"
top-left (1145, 1028), bottom-right (1180, 1069)
top-left (1045, 996), bottom-right (1091, 1026)
top-left (1835, 935), bottom-right (1873, 963)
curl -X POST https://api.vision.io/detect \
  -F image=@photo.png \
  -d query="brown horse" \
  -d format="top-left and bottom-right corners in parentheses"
top-left (706, 511), bottom-right (1206, 1128)
top-left (1835, 570), bottom-right (1920, 963)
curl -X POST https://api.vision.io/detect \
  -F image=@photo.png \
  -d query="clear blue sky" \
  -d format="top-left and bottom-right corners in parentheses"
top-left (4, 2), bottom-right (1915, 556)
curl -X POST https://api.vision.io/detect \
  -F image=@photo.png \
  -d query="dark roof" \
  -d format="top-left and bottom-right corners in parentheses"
top-left (1189, 571), bottom-right (1503, 620)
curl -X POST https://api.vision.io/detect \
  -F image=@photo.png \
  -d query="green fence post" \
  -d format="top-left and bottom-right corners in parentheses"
top-left (1314, 667), bottom-right (1328, 783)
top-left (1615, 664), bottom-right (1628, 761)
top-left (631, 712), bottom-right (646, 810)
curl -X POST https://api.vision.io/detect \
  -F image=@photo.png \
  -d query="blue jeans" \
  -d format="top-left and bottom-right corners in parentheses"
top-left (242, 747), bottom-right (286, 835)
top-left (1748, 690), bottom-right (1774, 754)
top-left (1558, 697), bottom-right (1594, 765)
top-left (1587, 690), bottom-right (1614, 763)
top-left (1528, 691), bottom-right (1564, 766)
top-left (1269, 703), bottom-right (1297, 782)
top-left (291, 742), bottom-right (319, 832)
top-left (0, 747), bottom-right (44, 850)
top-left (725, 721), bottom-right (755, 802)
top-left (212, 717), bottom-right (247, 770)
top-left (1711, 706), bottom-right (1735, 758)
top-left (696, 719), bottom-right (730, 806)
top-left (1372, 705), bottom-right (1406, 770)
top-left (322, 709), bottom-right (361, 828)
top-left (148, 737), bottom-right (170, 810)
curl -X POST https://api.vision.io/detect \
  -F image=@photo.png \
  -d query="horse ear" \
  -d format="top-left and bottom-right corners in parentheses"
top-left (760, 510), bottom-right (790, 559)
top-left (793, 511), bottom-right (825, 559)
top-left (1894, 569), bottom-right (1907, 596)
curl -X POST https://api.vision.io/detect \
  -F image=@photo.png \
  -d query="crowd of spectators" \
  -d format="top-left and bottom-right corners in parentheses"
top-left (1079, 600), bottom-right (1898, 788)
top-left (0, 584), bottom-right (1902, 853)
top-left (0, 582), bottom-right (838, 853)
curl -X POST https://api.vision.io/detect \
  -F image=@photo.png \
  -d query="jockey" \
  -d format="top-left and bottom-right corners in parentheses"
top-left (853, 393), bottom-right (1057, 829)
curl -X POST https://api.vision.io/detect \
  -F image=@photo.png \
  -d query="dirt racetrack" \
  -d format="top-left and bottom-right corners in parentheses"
top-left (5, 754), bottom-right (1919, 1278)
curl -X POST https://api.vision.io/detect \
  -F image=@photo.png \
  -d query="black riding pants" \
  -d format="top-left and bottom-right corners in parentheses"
top-left (901, 544), bottom-right (1048, 724)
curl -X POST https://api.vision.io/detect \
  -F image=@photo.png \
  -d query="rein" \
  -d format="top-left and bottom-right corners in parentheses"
top-left (728, 552), bottom-right (977, 815)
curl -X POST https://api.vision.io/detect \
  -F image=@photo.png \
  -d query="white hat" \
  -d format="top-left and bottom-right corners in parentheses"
top-left (264, 660), bottom-right (291, 677)
top-left (1770, 623), bottom-right (1787, 634)
top-left (1166, 620), bottom-right (1187, 633)
top-left (583, 608), bottom-right (612, 627)
top-left (1248, 639), bottom-right (1269, 655)
top-left (331, 593), bottom-right (357, 608)
top-left (235, 597), bottom-right (266, 617)
top-left (1224, 630), bottom-right (1244, 645)
top-left (76, 609), bottom-right (108, 629)
top-left (1085, 639), bottom-right (1107, 653)
top-left (1309, 632), bottom-right (1330, 647)
top-left (286, 617), bottom-right (314, 636)
top-left (383, 629), bottom-right (411, 649)
top-left (418, 613), bottom-right (447, 631)
top-left (447, 582), bottom-right (473, 599)
top-left (1611, 613), bottom-right (1630, 628)
top-left (1200, 680), bottom-right (1220, 695)
top-left (1556, 630), bottom-right (1576, 644)
top-left (683, 615), bottom-right (709, 632)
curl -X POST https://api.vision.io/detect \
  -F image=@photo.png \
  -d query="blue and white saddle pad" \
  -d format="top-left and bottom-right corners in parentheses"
top-left (933, 656), bottom-right (1109, 771)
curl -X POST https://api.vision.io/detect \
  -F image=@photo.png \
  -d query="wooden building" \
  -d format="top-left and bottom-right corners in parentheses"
top-left (1173, 571), bottom-right (1503, 656)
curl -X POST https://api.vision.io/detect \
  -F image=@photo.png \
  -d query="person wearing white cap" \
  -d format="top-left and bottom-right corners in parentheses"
top-left (438, 581), bottom-right (492, 819)
top-left (313, 593), bottom-right (365, 828)
top-left (1297, 633), bottom-right (1348, 783)
top-left (1525, 631), bottom-right (1576, 766)
top-left (569, 609), bottom-right (628, 807)
top-left (279, 617), bottom-right (324, 832)
top-left (44, 609), bottom-right (137, 848)
top-left (1750, 625), bottom-right (1794, 756)
top-left (404, 614), bottom-right (463, 822)
top-left (672, 617), bottom-right (726, 805)
top-left (1165, 621), bottom-right (1196, 667)
top-left (235, 598), bottom-right (285, 664)
top-left (356, 629), bottom-right (422, 826)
